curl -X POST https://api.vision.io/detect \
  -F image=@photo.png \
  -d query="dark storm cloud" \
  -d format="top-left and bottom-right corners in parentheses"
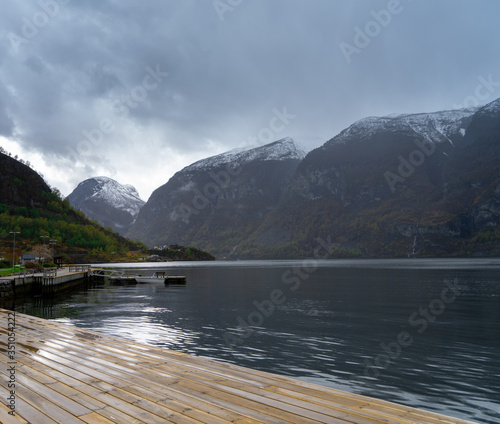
top-left (1, 0), bottom-right (500, 197)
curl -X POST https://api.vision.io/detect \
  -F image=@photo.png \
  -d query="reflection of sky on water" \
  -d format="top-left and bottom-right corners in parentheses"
top-left (54, 288), bottom-right (203, 351)
top-left (93, 316), bottom-right (197, 348)
top-left (19, 260), bottom-right (500, 424)
top-left (55, 312), bottom-right (203, 353)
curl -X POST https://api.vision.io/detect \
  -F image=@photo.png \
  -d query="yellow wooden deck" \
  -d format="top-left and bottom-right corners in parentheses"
top-left (0, 309), bottom-right (477, 424)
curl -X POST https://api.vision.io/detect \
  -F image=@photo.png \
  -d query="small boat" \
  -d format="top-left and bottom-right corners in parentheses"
top-left (135, 271), bottom-right (167, 283)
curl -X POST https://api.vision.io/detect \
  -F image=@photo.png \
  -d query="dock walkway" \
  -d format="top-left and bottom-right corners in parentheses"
top-left (0, 309), bottom-right (477, 424)
top-left (0, 267), bottom-right (90, 297)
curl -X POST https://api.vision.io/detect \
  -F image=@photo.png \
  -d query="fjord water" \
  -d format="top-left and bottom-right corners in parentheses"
top-left (16, 259), bottom-right (500, 423)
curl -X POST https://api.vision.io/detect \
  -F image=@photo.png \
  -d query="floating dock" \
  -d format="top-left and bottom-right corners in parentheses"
top-left (0, 309), bottom-right (477, 424)
top-left (90, 269), bottom-right (186, 284)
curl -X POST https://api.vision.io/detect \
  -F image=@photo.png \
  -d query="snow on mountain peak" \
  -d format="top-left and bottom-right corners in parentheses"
top-left (330, 106), bottom-right (479, 147)
top-left (480, 97), bottom-right (500, 115)
top-left (185, 138), bottom-right (306, 172)
top-left (75, 176), bottom-right (145, 217)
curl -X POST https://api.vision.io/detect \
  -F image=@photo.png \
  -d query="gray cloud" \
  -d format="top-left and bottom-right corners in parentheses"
top-left (1, 0), bottom-right (500, 198)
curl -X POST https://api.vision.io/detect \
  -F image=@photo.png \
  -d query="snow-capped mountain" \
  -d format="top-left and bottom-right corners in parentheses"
top-left (254, 97), bottom-right (500, 258)
top-left (127, 138), bottom-right (305, 254)
top-left (185, 138), bottom-right (306, 172)
top-left (67, 177), bottom-right (145, 235)
top-left (328, 107), bottom-right (478, 147)
top-left (129, 98), bottom-right (500, 258)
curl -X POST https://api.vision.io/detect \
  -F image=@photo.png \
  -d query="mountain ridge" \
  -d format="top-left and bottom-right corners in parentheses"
top-left (67, 176), bottom-right (145, 235)
top-left (238, 98), bottom-right (500, 257)
top-left (0, 152), bottom-right (144, 264)
top-left (127, 138), bottom-right (306, 254)
top-left (184, 137), bottom-right (306, 172)
top-left (124, 98), bottom-right (500, 258)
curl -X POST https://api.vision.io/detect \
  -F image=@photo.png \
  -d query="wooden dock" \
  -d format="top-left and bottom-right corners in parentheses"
top-left (90, 269), bottom-right (186, 284)
top-left (0, 309), bottom-right (477, 424)
top-left (0, 267), bottom-right (90, 298)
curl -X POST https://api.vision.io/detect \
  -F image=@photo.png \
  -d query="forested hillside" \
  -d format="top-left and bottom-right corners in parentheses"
top-left (0, 150), bottom-right (216, 264)
top-left (0, 151), bottom-right (144, 263)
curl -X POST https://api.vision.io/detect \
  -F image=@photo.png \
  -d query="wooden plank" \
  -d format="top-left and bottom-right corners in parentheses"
top-left (25, 346), bottom-right (292, 424)
top-left (12, 339), bottom-right (265, 424)
top-left (3, 338), bottom-right (468, 424)
top-left (81, 406), bottom-right (146, 424)
top-left (3, 381), bottom-right (86, 424)
top-left (0, 309), bottom-right (480, 424)
top-left (1, 396), bottom-right (60, 424)
top-left (7, 350), bottom-right (201, 424)
top-left (79, 412), bottom-right (120, 424)
top-left (13, 339), bottom-right (301, 424)
top-left (0, 402), bottom-right (29, 424)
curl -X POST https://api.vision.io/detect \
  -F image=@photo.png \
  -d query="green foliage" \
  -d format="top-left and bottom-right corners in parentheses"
top-left (329, 247), bottom-right (363, 258)
top-left (148, 245), bottom-right (215, 261)
top-left (15, 206), bottom-right (29, 217)
top-left (0, 189), bottom-right (144, 263)
top-left (471, 228), bottom-right (500, 244)
top-left (25, 261), bottom-right (42, 272)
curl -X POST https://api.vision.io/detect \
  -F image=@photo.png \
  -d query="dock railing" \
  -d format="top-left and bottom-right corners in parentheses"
top-left (68, 265), bottom-right (91, 273)
top-left (11, 268), bottom-right (36, 278)
top-left (43, 268), bottom-right (57, 277)
top-left (90, 268), bottom-right (125, 278)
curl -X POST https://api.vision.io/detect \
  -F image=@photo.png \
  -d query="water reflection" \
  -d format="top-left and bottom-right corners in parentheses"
top-left (8, 260), bottom-right (500, 424)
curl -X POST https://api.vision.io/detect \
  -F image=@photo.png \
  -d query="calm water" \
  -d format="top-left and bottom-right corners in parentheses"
top-left (11, 258), bottom-right (500, 423)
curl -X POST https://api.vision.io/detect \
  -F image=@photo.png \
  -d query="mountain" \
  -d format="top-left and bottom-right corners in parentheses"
top-left (0, 152), bottom-right (143, 263)
top-left (238, 98), bottom-right (500, 257)
top-left (67, 176), bottom-right (145, 235)
top-left (0, 151), bottom-right (52, 209)
top-left (127, 138), bottom-right (306, 256)
top-left (128, 99), bottom-right (500, 259)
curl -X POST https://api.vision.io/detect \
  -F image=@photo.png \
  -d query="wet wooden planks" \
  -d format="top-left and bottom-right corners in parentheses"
top-left (0, 309), bottom-right (478, 424)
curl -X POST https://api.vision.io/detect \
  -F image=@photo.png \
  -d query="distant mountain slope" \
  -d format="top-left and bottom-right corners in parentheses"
top-left (0, 153), bottom-right (142, 263)
top-left (0, 152), bottom-right (52, 209)
top-left (67, 176), bottom-right (145, 235)
top-left (128, 100), bottom-right (500, 259)
top-left (128, 138), bottom-right (306, 255)
top-left (239, 99), bottom-right (500, 257)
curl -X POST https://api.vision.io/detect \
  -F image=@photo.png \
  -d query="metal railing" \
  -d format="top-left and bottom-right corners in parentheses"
top-left (10, 268), bottom-right (36, 277)
top-left (68, 265), bottom-right (91, 273)
top-left (43, 268), bottom-right (57, 277)
top-left (90, 268), bottom-right (125, 278)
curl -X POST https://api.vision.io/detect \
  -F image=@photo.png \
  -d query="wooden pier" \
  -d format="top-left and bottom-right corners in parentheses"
top-left (0, 267), bottom-right (90, 298)
top-left (90, 269), bottom-right (187, 284)
top-left (0, 309), bottom-right (477, 424)
top-left (1, 266), bottom-right (186, 300)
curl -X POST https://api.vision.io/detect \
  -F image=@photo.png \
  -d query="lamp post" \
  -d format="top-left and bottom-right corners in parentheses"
top-left (9, 231), bottom-right (20, 273)
top-left (40, 235), bottom-right (49, 267)
top-left (49, 240), bottom-right (56, 264)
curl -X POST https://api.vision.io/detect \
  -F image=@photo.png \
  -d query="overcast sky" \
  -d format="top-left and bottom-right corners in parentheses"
top-left (1, 0), bottom-right (500, 200)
